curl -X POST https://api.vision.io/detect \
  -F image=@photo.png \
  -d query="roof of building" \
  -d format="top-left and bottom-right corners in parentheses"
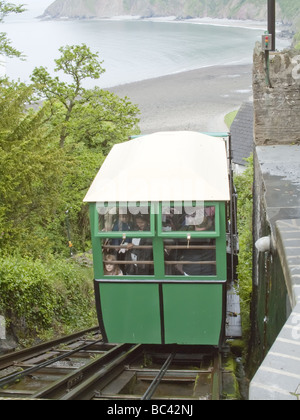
top-left (231, 101), bottom-right (254, 166)
top-left (84, 131), bottom-right (230, 203)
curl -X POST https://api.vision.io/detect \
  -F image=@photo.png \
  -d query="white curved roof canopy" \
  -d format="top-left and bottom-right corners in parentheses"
top-left (84, 131), bottom-right (230, 203)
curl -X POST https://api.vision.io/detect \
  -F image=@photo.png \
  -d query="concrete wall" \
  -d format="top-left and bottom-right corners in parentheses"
top-left (249, 46), bottom-right (300, 400)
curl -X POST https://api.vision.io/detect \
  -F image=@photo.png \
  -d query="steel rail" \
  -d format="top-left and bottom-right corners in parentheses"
top-left (0, 336), bottom-right (225, 400)
top-left (32, 343), bottom-right (135, 400)
top-left (0, 326), bottom-right (99, 370)
top-left (60, 344), bottom-right (142, 400)
top-left (141, 352), bottom-right (176, 400)
top-left (0, 335), bottom-right (103, 389)
top-left (212, 352), bottom-right (222, 400)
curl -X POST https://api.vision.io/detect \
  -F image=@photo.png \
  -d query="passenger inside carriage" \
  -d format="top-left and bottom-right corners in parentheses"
top-left (161, 205), bottom-right (215, 232)
top-left (112, 213), bottom-right (133, 235)
top-left (111, 213), bottom-right (133, 252)
top-left (101, 212), bottom-right (154, 276)
top-left (163, 206), bottom-right (217, 276)
top-left (175, 238), bottom-right (216, 276)
top-left (182, 206), bottom-right (215, 231)
top-left (163, 236), bottom-right (216, 277)
top-left (103, 254), bottom-right (123, 276)
top-left (126, 215), bottom-right (154, 276)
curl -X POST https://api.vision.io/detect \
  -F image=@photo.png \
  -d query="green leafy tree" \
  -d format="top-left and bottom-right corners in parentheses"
top-left (30, 44), bottom-right (140, 149)
top-left (0, 1), bottom-right (25, 58)
top-left (31, 44), bottom-right (105, 147)
top-left (30, 44), bottom-right (140, 251)
top-left (68, 88), bottom-right (141, 154)
top-left (0, 79), bottom-right (66, 256)
top-left (0, 44), bottom-right (141, 257)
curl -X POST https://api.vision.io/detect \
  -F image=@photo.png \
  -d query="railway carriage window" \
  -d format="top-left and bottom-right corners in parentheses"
top-left (161, 203), bottom-right (218, 277)
top-left (102, 238), bottom-right (154, 276)
top-left (98, 204), bottom-right (152, 233)
top-left (161, 204), bottom-right (216, 232)
top-left (97, 204), bottom-right (154, 277)
top-left (164, 238), bottom-right (217, 276)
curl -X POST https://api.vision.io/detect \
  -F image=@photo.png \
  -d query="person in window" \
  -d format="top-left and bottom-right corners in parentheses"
top-left (110, 214), bottom-right (133, 273)
top-left (162, 208), bottom-right (177, 231)
top-left (104, 254), bottom-right (123, 276)
top-left (126, 215), bottom-right (153, 275)
top-left (181, 206), bottom-right (215, 232)
top-left (173, 238), bottom-right (216, 276)
top-left (197, 206), bottom-right (215, 231)
top-left (112, 213), bottom-right (133, 234)
top-left (112, 213), bottom-right (133, 245)
top-left (175, 208), bottom-right (216, 276)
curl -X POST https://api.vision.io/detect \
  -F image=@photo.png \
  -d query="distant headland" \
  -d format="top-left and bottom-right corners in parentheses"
top-left (41, 0), bottom-right (299, 27)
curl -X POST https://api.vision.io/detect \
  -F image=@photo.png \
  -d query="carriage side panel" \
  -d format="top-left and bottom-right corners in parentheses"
top-left (97, 282), bottom-right (161, 344)
top-left (163, 283), bottom-right (224, 345)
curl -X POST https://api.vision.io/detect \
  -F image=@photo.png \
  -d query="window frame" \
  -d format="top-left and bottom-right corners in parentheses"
top-left (89, 201), bottom-right (227, 281)
top-left (92, 202), bottom-right (156, 278)
top-left (157, 201), bottom-right (220, 239)
top-left (157, 201), bottom-right (223, 280)
top-left (163, 237), bottom-right (217, 278)
top-left (93, 201), bottom-right (156, 239)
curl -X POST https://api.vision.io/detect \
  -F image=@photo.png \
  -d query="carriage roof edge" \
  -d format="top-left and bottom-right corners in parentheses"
top-left (84, 131), bottom-right (231, 203)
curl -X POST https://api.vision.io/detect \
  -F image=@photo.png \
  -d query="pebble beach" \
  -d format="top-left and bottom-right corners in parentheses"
top-left (109, 63), bottom-right (253, 133)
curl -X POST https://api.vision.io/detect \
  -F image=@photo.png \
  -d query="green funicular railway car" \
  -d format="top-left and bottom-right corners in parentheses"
top-left (84, 131), bottom-right (238, 346)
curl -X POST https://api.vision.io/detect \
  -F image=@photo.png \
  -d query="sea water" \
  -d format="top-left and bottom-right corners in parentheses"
top-left (1, 1), bottom-right (290, 88)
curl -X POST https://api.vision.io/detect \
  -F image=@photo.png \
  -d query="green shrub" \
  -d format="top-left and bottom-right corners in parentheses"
top-left (234, 156), bottom-right (254, 342)
top-left (0, 255), bottom-right (96, 343)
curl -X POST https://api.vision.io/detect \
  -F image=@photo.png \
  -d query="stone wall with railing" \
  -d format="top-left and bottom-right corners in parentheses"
top-left (249, 45), bottom-right (300, 400)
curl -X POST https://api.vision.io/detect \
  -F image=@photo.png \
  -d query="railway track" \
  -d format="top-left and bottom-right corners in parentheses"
top-left (0, 328), bottom-right (229, 400)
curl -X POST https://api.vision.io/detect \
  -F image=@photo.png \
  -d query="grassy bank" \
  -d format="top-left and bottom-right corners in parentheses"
top-left (0, 255), bottom-right (96, 346)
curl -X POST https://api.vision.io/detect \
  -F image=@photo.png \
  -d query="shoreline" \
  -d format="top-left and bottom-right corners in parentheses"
top-left (40, 14), bottom-right (288, 32)
top-left (109, 63), bottom-right (253, 133)
top-left (40, 14), bottom-right (293, 40)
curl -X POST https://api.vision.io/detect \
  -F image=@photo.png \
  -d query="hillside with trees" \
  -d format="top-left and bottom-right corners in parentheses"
top-left (0, 3), bottom-right (140, 347)
top-left (43, 0), bottom-right (300, 28)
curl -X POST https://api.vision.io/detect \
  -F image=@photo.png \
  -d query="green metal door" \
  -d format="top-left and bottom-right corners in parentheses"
top-left (99, 283), bottom-right (162, 344)
top-left (163, 283), bottom-right (223, 345)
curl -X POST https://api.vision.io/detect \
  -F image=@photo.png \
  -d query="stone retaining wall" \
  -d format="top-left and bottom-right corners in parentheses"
top-left (253, 44), bottom-right (300, 146)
